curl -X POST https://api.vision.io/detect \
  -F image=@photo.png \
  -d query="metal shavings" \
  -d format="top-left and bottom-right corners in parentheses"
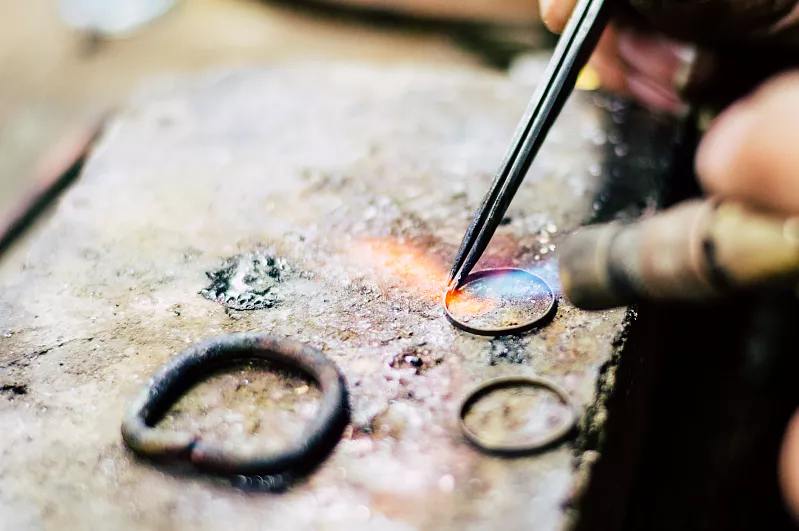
top-left (200, 247), bottom-right (290, 311)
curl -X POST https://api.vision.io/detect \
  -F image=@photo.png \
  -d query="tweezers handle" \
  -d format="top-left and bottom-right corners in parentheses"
top-left (499, 0), bottom-right (612, 177)
top-left (449, 0), bottom-right (612, 287)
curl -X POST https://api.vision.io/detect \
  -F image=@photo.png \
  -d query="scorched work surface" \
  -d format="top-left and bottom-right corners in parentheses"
top-left (0, 62), bottom-right (681, 531)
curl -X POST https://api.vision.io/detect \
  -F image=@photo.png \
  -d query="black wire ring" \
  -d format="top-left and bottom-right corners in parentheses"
top-left (121, 332), bottom-right (349, 477)
top-left (459, 376), bottom-right (578, 456)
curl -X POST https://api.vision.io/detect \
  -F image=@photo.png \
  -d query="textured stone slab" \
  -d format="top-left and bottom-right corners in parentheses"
top-left (0, 62), bottom-right (679, 531)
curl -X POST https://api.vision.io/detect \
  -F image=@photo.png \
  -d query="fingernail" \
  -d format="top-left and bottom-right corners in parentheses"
top-left (696, 102), bottom-right (754, 185)
top-left (539, 0), bottom-right (556, 28)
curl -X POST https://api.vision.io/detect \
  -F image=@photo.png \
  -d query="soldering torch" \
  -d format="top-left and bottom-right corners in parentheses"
top-left (558, 198), bottom-right (799, 310)
top-left (443, 0), bottom-right (799, 306)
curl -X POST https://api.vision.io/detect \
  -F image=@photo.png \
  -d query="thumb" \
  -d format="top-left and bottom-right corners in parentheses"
top-left (539, 0), bottom-right (578, 33)
top-left (696, 71), bottom-right (799, 216)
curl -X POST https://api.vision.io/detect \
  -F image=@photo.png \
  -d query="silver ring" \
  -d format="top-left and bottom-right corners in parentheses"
top-left (459, 376), bottom-right (578, 456)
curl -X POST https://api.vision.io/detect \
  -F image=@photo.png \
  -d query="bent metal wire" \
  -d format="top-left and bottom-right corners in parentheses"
top-left (121, 332), bottom-right (350, 478)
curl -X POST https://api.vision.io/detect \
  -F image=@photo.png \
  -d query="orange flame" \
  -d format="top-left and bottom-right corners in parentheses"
top-left (350, 239), bottom-right (445, 300)
top-left (349, 238), bottom-right (496, 315)
top-left (446, 290), bottom-right (497, 315)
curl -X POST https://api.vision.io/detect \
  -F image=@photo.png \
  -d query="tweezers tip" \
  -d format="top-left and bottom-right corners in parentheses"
top-left (448, 272), bottom-right (465, 291)
top-left (446, 266), bottom-right (459, 286)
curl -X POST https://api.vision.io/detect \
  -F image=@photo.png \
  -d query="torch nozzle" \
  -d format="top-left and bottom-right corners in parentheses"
top-left (558, 199), bottom-right (799, 310)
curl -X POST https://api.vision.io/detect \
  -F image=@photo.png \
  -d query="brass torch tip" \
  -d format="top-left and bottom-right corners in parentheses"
top-left (558, 223), bottom-right (629, 310)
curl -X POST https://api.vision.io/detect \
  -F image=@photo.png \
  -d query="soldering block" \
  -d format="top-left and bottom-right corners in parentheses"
top-left (0, 62), bottom-right (684, 531)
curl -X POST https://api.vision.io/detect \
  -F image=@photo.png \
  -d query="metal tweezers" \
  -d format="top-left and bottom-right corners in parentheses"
top-left (448, 0), bottom-right (612, 288)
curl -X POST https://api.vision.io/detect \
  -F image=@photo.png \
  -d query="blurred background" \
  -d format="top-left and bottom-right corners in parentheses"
top-left (0, 0), bottom-right (555, 222)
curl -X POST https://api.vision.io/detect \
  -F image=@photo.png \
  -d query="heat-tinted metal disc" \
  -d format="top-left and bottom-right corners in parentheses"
top-left (444, 268), bottom-right (556, 336)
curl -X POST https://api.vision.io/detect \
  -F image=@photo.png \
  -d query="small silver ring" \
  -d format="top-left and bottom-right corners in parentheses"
top-left (459, 376), bottom-right (578, 456)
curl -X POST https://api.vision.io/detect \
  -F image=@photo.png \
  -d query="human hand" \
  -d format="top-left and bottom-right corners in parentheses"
top-left (707, 71), bottom-right (799, 521)
top-left (540, 0), bottom-right (799, 114)
top-left (542, 0), bottom-right (799, 517)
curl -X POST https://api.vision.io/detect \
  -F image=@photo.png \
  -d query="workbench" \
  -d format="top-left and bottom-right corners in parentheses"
top-left (0, 61), bottom-right (683, 530)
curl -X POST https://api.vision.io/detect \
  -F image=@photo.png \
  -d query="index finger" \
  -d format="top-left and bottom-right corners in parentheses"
top-left (696, 71), bottom-right (799, 216)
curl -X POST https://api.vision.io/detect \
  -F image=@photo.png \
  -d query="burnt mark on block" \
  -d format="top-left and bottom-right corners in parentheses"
top-left (488, 337), bottom-right (528, 365)
top-left (389, 344), bottom-right (444, 374)
top-left (1, 384), bottom-right (28, 397)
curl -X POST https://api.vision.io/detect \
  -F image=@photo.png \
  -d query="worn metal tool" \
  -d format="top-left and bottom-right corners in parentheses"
top-left (559, 198), bottom-right (799, 310)
top-left (448, 0), bottom-right (611, 288)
